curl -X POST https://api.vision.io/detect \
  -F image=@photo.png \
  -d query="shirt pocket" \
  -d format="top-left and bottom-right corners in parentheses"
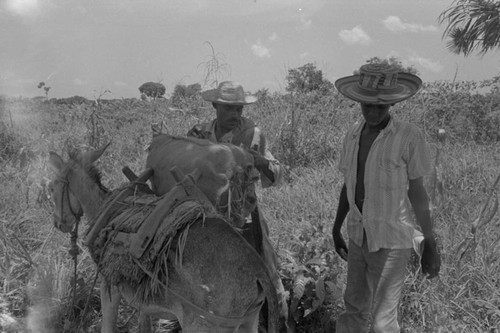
top-left (377, 155), bottom-right (407, 190)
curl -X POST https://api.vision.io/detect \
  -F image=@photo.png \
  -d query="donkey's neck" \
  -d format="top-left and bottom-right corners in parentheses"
top-left (79, 185), bottom-right (108, 220)
top-left (70, 164), bottom-right (109, 221)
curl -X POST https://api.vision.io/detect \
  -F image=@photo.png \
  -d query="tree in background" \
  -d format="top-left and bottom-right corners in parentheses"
top-left (37, 82), bottom-right (51, 100)
top-left (355, 57), bottom-right (419, 75)
top-left (285, 63), bottom-right (334, 94)
top-left (171, 83), bottom-right (202, 107)
top-left (138, 82), bottom-right (166, 101)
top-left (439, 0), bottom-right (500, 56)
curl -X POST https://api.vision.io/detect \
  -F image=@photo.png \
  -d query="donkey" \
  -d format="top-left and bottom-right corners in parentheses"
top-left (47, 144), bottom-right (278, 333)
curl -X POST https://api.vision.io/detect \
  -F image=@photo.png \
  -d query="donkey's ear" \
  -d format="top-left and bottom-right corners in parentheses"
top-left (77, 142), bottom-right (111, 165)
top-left (48, 152), bottom-right (64, 173)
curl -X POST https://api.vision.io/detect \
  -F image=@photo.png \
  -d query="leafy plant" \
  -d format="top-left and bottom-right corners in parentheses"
top-left (0, 123), bottom-right (23, 162)
top-left (85, 90), bottom-right (111, 149)
top-left (198, 41), bottom-right (231, 88)
top-left (356, 56), bottom-right (419, 75)
top-left (279, 223), bottom-right (343, 332)
top-left (273, 91), bottom-right (350, 171)
top-left (439, 0), bottom-right (500, 56)
top-left (171, 83), bottom-right (203, 108)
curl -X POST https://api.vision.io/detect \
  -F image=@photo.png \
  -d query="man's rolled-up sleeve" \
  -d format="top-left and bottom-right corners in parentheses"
top-left (262, 150), bottom-right (283, 188)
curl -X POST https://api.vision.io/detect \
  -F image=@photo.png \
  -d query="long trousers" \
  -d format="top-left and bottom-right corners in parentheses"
top-left (243, 207), bottom-right (288, 319)
top-left (336, 236), bottom-right (411, 333)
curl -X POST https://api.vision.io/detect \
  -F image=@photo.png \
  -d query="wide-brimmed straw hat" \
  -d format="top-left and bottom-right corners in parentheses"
top-left (202, 81), bottom-right (257, 105)
top-left (335, 64), bottom-right (422, 104)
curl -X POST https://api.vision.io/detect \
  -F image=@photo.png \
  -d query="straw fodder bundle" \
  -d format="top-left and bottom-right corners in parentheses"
top-left (86, 189), bottom-right (219, 303)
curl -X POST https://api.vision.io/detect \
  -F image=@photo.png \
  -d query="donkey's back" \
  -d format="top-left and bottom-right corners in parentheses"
top-left (113, 215), bottom-right (278, 332)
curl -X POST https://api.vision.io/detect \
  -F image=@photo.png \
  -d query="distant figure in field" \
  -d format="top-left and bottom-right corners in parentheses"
top-left (187, 81), bottom-right (288, 329)
top-left (332, 64), bottom-right (441, 333)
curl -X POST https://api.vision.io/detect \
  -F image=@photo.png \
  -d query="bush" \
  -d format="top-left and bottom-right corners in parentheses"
top-left (171, 83), bottom-right (203, 108)
top-left (138, 82), bottom-right (166, 99)
top-left (0, 123), bottom-right (22, 162)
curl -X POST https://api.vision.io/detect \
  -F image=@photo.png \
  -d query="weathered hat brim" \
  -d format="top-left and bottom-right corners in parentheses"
top-left (202, 89), bottom-right (257, 105)
top-left (335, 73), bottom-right (422, 104)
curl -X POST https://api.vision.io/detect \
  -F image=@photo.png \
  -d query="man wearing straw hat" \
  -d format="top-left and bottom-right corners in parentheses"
top-left (188, 81), bottom-right (282, 189)
top-left (331, 64), bottom-right (441, 332)
top-left (187, 81), bottom-right (288, 328)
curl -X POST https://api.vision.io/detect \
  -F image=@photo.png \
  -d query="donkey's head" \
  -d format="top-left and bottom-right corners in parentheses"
top-left (47, 144), bottom-right (110, 233)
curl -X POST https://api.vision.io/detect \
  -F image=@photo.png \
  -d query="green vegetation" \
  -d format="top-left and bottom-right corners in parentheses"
top-left (0, 76), bottom-right (499, 332)
top-left (285, 63), bottom-right (334, 94)
top-left (171, 83), bottom-right (203, 109)
top-left (356, 56), bottom-right (419, 75)
top-left (439, 0), bottom-right (500, 56)
top-left (138, 82), bottom-right (166, 101)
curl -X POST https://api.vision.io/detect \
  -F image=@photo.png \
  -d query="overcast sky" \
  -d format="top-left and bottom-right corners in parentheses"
top-left (1, 0), bottom-right (499, 99)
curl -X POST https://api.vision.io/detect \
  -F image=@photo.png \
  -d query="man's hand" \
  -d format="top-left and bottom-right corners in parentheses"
top-left (332, 229), bottom-right (348, 261)
top-left (249, 148), bottom-right (269, 172)
top-left (332, 184), bottom-right (349, 261)
top-left (187, 125), bottom-right (204, 139)
top-left (421, 237), bottom-right (441, 278)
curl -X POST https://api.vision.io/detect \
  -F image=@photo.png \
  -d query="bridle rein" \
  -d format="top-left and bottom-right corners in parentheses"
top-left (55, 172), bottom-right (86, 320)
top-left (57, 173), bottom-right (83, 226)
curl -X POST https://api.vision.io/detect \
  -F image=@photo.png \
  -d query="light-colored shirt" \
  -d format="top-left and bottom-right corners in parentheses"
top-left (338, 118), bottom-right (432, 252)
top-left (196, 117), bottom-right (283, 188)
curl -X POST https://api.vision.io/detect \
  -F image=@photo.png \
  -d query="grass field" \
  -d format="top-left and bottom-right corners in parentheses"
top-left (1, 82), bottom-right (499, 332)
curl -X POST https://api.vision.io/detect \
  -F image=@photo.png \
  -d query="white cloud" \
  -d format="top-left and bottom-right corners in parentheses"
top-left (268, 32), bottom-right (278, 42)
top-left (114, 81), bottom-right (127, 87)
top-left (382, 16), bottom-right (437, 32)
top-left (377, 51), bottom-right (443, 73)
top-left (299, 52), bottom-right (310, 59)
top-left (73, 78), bottom-right (85, 86)
top-left (251, 40), bottom-right (271, 58)
top-left (409, 56), bottom-right (443, 72)
top-left (339, 26), bottom-right (371, 45)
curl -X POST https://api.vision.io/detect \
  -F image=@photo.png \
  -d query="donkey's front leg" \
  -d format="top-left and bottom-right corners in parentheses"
top-left (138, 311), bottom-right (152, 333)
top-left (100, 279), bottom-right (121, 333)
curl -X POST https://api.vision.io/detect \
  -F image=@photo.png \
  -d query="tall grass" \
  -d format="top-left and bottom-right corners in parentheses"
top-left (0, 81), bottom-right (499, 332)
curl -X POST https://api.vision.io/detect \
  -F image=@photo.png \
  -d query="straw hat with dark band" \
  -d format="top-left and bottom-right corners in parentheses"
top-left (335, 64), bottom-right (422, 105)
top-left (202, 81), bottom-right (257, 105)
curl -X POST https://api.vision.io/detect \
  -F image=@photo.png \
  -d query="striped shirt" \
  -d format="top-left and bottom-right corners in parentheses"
top-left (338, 118), bottom-right (432, 252)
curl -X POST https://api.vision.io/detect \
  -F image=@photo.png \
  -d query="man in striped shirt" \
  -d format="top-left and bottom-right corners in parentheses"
top-left (332, 64), bottom-right (441, 333)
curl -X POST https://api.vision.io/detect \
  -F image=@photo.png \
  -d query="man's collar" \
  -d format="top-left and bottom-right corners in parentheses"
top-left (352, 117), bottom-right (396, 138)
top-left (212, 117), bottom-right (254, 134)
top-left (381, 116), bottom-right (396, 135)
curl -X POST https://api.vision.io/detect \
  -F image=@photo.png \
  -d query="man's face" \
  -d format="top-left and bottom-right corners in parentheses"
top-left (215, 103), bottom-right (244, 130)
top-left (361, 103), bottom-right (391, 127)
